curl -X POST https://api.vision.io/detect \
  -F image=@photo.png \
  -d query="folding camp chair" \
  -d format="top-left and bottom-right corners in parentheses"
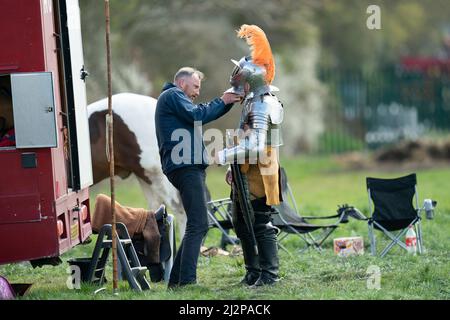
top-left (366, 173), bottom-right (425, 258)
top-left (272, 167), bottom-right (367, 253)
top-left (206, 197), bottom-right (240, 249)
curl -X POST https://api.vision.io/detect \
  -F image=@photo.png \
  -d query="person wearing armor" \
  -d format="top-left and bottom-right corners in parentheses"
top-left (156, 67), bottom-right (241, 289)
top-left (217, 24), bottom-right (284, 287)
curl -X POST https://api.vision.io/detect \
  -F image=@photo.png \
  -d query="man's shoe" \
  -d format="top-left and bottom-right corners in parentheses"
top-left (168, 281), bottom-right (200, 291)
top-left (250, 274), bottom-right (280, 288)
top-left (167, 282), bottom-right (179, 291)
top-left (240, 272), bottom-right (260, 286)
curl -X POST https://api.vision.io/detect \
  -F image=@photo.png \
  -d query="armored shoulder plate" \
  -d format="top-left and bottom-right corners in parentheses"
top-left (244, 94), bottom-right (283, 129)
top-left (266, 95), bottom-right (283, 125)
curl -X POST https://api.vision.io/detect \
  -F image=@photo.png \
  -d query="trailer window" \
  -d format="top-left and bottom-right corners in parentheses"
top-left (0, 75), bottom-right (15, 149)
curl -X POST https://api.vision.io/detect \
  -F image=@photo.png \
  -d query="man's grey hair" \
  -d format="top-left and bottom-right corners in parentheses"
top-left (174, 67), bottom-right (205, 83)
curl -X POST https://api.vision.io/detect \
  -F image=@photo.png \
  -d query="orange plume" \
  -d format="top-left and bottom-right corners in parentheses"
top-left (237, 24), bottom-right (275, 84)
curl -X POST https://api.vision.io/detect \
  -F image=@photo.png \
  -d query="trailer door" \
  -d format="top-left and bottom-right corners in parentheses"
top-left (65, 0), bottom-right (93, 190)
top-left (11, 72), bottom-right (57, 148)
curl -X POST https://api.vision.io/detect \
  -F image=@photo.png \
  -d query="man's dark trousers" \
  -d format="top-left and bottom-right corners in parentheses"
top-left (166, 166), bottom-right (209, 286)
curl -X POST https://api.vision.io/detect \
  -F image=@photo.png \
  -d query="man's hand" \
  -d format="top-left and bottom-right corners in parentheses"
top-left (225, 167), bottom-right (233, 186)
top-left (221, 92), bottom-right (243, 105)
top-left (214, 150), bottom-right (226, 166)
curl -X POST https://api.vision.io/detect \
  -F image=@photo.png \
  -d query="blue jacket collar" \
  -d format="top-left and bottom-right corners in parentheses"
top-left (162, 82), bottom-right (177, 92)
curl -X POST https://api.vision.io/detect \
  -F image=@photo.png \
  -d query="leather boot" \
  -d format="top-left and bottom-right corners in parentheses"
top-left (238, 235), bottom-right (261, 286)
top-left (240, 270), bottom-right (260, 286)
top-left (252, 223), bottom-right (279, 287)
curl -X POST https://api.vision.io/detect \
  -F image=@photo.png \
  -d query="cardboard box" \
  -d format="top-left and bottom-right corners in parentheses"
top-left (333, 236), bottom-right (364, 256)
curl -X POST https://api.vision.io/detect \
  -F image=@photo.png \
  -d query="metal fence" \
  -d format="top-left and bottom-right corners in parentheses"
top-left (318, 66), bottom-right (450, 153)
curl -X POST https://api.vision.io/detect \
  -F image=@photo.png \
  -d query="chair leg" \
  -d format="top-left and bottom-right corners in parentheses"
top-left (276, 231), bottom-right (309, 254)
top-left (416, 222), bottom-right (424, 254)
top-left (302, 233), bottom-right (322, 252)
top-left (298, 243), bottom-right (316, 254)
top-left (316, 227), bottom-right (335, 248)
top-left (306, 233), bottom-right (317, 245)
top-left (277, 227), bottom-right (321, 254)
top-left (277, 241), bottom-right (293, 257)
top-left (379, 227), bottom-right (409, 258)
top-left (369, 222), bottom-right (376, 256)
top-left (380, 237), bottom-right (401, 258)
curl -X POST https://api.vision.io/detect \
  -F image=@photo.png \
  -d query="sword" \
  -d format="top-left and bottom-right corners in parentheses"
top-left (231, 163), bottom-right (258, 255)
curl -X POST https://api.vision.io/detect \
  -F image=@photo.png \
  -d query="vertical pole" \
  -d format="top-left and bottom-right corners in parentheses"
top-left (104, 0), bottom-right (118, 293)
top-left (368, 189), bottom-right (376, 256)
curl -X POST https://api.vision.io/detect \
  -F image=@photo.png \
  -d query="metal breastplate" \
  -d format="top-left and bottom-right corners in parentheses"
top-left (240, 93), bottom-right (284, 147)
top-left (218, 91), bottom-right (284, 165)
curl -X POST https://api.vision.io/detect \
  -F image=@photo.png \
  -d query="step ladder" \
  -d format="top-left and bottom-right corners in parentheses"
top-left (83, 222), bottom-right (150, 291)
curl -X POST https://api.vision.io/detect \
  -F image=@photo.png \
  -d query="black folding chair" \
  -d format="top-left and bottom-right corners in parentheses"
top-left (206, 197), bottom-right (239, 249)
top-left (272, 168), bottom-right (366, 253)
top-left (366, 173), bottom-right (425, 257)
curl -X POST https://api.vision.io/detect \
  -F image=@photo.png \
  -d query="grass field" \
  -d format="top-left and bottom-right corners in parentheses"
top-left (1, 156), bottom-right (449, 300)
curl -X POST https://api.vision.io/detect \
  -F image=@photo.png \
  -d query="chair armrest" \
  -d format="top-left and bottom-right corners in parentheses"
top-left (302, 214), bottom-right (340, 220)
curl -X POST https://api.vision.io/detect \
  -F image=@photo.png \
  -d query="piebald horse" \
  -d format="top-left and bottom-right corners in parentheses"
top-left (87, 93), bottom-right (187, 238)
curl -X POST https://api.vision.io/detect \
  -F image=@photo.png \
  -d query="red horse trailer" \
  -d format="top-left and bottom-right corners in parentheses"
top-left (0, 0), bottom-right (93, 266)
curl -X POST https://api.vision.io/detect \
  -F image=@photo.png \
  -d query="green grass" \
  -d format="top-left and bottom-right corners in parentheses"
top-left (1, 155), bottom-right (449, 300)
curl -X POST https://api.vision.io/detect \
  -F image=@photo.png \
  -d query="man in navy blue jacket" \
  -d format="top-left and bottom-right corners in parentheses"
top-left (155, 67), bottom-right (241, 288)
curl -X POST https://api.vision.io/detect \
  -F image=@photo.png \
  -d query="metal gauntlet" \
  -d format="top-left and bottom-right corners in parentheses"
top-left (218, 128), bottom-right (267, 164)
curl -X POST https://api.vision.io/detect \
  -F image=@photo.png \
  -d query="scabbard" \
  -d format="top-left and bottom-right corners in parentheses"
top-left (231, 164), bottom-right (258, 255)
